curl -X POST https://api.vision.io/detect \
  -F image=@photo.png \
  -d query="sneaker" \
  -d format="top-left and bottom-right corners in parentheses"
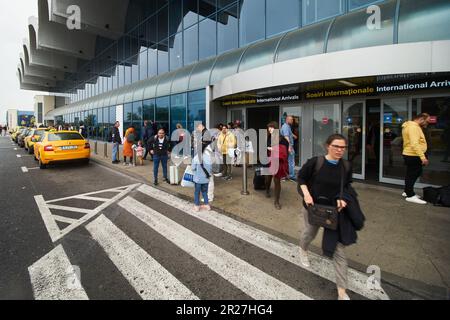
top-left (202, 204), bottom-right (211, 211)
top-left (153, 181), bottom-right (158, 186)
top-left (338, 293), bottom-right (351, 301)
top-left (164, 178), bottom-right (170, 184)
top-left (406, 195), bottom-right (427, 205)
top-left (123, 162), bottom-right (127, 166)
top-left (289, 177), bottom-right (297, 182)
top-left (274, 202), bottom-right (282, 210)
top-left (225, 176), bottom-right (233, 181)
top-left (193, 205), bottom-right (200, 212)
top-left (214, 173), bottom-right (223, 177)
top-left (299, 247), bottom-right (310, 268)
top-left (402, 192), bottom-right (422, 199)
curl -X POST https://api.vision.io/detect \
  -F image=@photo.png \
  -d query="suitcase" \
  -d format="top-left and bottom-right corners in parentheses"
top-left (169, 165), bottom-right (181, 185)
top-left (423, 187), bottom-right (441, 205)
top-left (253, 166), bottom-right (266, 190)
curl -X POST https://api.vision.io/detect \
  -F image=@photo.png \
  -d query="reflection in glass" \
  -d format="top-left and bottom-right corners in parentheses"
top-left (381, 99), bottom-right (408, 181)
top-left (188, 90), bottom-right (206, 133)
top-left (313, 103), bottom-right (340, 157)
top-left (414, 97), bottom-right (450, 186)
top-left (199, 16), bottom-right (217, 59)
top-left (170, 32), bottom-right (183, 71)
top-left (184, 24), bottom-right (199, 66)
top-left (156, 96), bottom-right (170, 133)
top-left (170, 94), bottom-right (187, 133)
top-left (217, 4), bottom-right (239, 54)
top-left (266, 0), bottom-right (300, 37)
top-left (343, 102), bottom-right (364, 175)
top-left (239, 0), bottom-right (265, 46)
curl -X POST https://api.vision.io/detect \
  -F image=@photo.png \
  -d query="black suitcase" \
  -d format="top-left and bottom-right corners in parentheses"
top-left (423, 187), bottom-right (441, 205)
top-left (253, 166), bottom-right (266, 190)
top-left (439, 185), bottom-right (450, 207)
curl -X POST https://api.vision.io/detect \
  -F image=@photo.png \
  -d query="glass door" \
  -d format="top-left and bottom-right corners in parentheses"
top-left (228, 107), bottom-right (246, 130)
top-left (281, 106), bottom-right (302, 166)
top-left (312, 102), bottom-right (341, 157)
top-left (342, 101), bottom-right (366, 179)
top-left (380, 98), bottom-right (408, 184)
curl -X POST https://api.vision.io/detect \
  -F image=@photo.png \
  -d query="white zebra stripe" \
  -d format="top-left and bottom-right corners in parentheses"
top-left (119, 196), bottom-right (311, 300)
top-left (85, 214), bottom-right (198, 300)
top-left (28, 245), bottom-right (88, 300)
top-left (137, 184), bottom-right (389, 300)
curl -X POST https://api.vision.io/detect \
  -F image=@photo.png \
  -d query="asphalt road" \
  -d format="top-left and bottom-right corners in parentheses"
top-left (0, 135), bottom-right (415, 301)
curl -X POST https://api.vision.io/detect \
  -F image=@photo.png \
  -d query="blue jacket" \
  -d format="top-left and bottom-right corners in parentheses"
top-left (192, 151), bottom-right (212, 184)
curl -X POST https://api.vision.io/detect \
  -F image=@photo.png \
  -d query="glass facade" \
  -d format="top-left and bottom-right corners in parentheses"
top-left (68, 0), bottom-right (390, 103)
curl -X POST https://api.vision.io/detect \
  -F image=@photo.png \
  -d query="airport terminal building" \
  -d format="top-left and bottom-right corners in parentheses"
top-left (18, 0), bottom-right (450, 187)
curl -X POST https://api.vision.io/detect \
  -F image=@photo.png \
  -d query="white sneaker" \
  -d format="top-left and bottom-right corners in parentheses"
top-left (299, 248), bottom-right (310, 268)
top-left (402, 192), bottom-right (422, 199)
top-left (213, 173), bottom-right (223, 177)
top-left (123, 162), bottom-right (127, 166)
top-left (406, 195), bottom-right (427, 205)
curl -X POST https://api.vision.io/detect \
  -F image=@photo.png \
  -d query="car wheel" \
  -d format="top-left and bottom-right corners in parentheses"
top-left (84, 158), bottom-right (90, 165)
top-left (39, 156), bottom-right (46, 169)
top-left (28, 146), bottom-right (33, 154)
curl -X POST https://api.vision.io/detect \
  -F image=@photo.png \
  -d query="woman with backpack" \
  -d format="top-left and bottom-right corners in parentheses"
top-left (297, 134), bottom-right (365, 300)
top-left (123, 126), bottom-right (136, 166)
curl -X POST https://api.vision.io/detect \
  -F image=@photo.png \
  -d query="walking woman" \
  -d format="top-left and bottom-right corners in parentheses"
top-left (265, 122), bottom-right (289, 210)
top-left (123, 126), bottom-right (136, 166)
top-left (297, 134), bottom-right (365, 300)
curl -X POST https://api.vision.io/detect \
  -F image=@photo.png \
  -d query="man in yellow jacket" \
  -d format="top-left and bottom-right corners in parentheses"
top-left (217, 125), bottom-right (236, 181)
top-left (402, 113), bottom-right (430, 204)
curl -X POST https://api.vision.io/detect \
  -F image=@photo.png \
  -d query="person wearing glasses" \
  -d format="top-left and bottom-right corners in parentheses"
top-left (297, 134), bottom-right (364, 300)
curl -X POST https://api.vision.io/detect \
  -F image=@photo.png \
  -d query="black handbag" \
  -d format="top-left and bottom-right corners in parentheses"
top-left (306, 164), bottom-right (345, 231)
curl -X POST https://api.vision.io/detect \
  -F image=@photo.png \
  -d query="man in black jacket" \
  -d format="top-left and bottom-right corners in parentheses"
top-left (111, 121), bottom-right (122, 164)
top-left (149, 128), bottom-right (171, 185)
top-left (142, 120), bottom-right (154, 160)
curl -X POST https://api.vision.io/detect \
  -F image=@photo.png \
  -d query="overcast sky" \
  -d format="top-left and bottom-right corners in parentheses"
top-left (0, 0), bottom-right (41, 125)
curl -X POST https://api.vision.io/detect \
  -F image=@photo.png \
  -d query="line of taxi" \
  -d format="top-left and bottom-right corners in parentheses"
top-left (10, 126), bottom-right (91, 169)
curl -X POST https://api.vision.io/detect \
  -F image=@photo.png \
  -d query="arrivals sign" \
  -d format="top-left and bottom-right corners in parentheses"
top-left (220, 75), bottom-right (450, 106)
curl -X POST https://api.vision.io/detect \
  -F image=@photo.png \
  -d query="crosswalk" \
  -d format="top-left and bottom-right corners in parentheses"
top-left (29, 183), bottom-right (390, 300)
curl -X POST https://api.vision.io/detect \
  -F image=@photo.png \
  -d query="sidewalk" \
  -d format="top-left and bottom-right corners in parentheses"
top-left (89, 142), bottom-right (450, 299)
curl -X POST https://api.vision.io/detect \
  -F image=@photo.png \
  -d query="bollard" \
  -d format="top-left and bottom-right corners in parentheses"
top-left (133, 147), bottom-right (137, 166)
top-left (104, 142), bottom-right (108, 158)
top-left (94, 141), bottom-right (98, 155)
top-left (241, 152), bottom-right (250, 196)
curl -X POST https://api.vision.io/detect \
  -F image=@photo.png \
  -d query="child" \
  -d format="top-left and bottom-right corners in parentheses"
top-left (192, 143), bottom-right (213, 212)
top-left (136, 140), bottom-right (145, 166)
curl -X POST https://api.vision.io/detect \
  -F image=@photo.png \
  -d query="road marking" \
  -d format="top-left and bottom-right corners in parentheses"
top-left (53, 215), bottom-right (79, 225)
top-left (21, 166), bottom-right (28, 172)
top-left (138, 184), bottom-right (389, 300)
top-left (86, 215), bottom-right (198, 300)
top-left (34, 183), bottom-right (140, 243)
top-left (16, 154), bottom-right (21, 158)
top-left (28, 245), bottom-right (89, 300)
top-left (119, 196), bottom-right (311, 300)
top-left (14, 148), bottom-right (18, 150)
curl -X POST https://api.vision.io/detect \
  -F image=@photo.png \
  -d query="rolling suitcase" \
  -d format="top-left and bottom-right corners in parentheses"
top-left (253, 166), bottom-right (266, 190)
top-left (169, 165), bottom-right (181, 185)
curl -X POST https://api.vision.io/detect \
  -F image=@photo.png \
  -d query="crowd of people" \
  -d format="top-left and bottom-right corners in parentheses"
top-left (0, 124), bottom-right (8, 136)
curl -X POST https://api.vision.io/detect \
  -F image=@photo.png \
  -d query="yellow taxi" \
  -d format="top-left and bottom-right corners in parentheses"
top-left (34, 130), bottom-right (91, 169)
top-left (24, 128), bottom-right (49, 154)
top-left (11, 126), bottom-right (25, 142)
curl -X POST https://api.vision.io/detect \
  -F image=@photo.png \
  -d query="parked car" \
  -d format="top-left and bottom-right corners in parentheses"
top-left (17, 128), bottom-right (30, 146)
top-left (34, 131), bottom-right (90, 169)
top-left (24, 128), bottom-right (49, 154)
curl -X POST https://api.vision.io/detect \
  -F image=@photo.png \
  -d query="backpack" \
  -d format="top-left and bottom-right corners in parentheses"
top-left (127, 133), bottom-right (135, 143)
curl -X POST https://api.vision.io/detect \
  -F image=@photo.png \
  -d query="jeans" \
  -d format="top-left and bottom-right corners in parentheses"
top-left (153, 154), bottom-right (168, 183)
top-left (288, 151), bottom-right (296, 179)
top-left (194, 183), bottom-right (209, 206)
top-left (112, 142), bottom-right (119, 162)
top-left (404, 155), bottom-right (423, 197)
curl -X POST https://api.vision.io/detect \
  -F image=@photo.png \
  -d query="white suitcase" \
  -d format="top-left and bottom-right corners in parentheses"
top-left (169, 165), bottom-right (181, 185)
